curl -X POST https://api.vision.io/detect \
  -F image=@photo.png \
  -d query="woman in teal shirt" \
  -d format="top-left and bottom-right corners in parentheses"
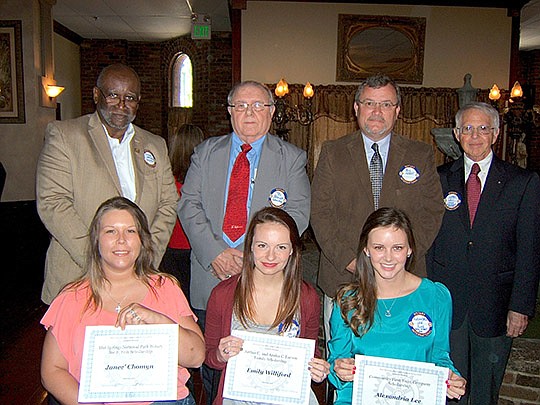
top-left (328, 208), bottom-right (466, 404)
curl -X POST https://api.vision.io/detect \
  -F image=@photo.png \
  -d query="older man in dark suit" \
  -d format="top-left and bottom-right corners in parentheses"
top-left (427, 101), bottom-right (540, 404)
top-left (311, 74), bottom-right (444, 349)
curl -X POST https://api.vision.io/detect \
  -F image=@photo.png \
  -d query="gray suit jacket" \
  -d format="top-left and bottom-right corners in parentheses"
top-left (37, 112), bottom-right (178, 303)
top-left (178, 133), bottom-right (311, 310)
top-left (311, 131), bottom-right (444, 298)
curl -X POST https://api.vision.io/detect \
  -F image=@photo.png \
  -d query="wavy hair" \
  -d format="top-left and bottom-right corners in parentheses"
top-left (335, 207), bottom-right (416, 337)
top-left (66, 196), bottom-right (166, 313)
top-left (168, 123), bottom-right (204, 183)
top-left (234, 207), bottom-right (302, 330)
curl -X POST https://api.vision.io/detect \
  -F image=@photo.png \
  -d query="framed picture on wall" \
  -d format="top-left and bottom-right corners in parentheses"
top-left (0, 20), bottom-right (26, 124)
top-left (336, 14), bottom-right (426, 84)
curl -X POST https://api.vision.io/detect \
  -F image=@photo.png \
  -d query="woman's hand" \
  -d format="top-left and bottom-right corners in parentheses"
top-left (309, 357), bottom-right (330, 383)
top-left (217, 335), bottom-right (244, 363)
top-left (116, 303), bottom-right (172, 329)
top-left (334, 358), bottom-right (356, 382)
top-left (446, 370), bottom-right (466, 400)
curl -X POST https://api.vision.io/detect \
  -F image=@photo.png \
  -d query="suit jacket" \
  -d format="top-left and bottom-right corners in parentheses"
top-left (178, 133), bottom-right (311, 310)
top-left (311, 130), bottom-right (444, 298)
top-left (427, 155), bottom-right (540, 337)
top-left (37, 112), bottom-right (178, 304)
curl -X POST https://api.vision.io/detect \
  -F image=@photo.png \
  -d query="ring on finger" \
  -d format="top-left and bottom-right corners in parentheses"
top-left (223, 348), bottom-right (230, 354)
top-left (225, 274), bottom-right (231, 279)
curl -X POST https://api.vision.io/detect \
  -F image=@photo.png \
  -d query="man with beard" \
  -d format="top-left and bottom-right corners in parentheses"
top-left (311, 74), bottom-right (444, 349)
top-left (36, 63), bottom-right (178, 304)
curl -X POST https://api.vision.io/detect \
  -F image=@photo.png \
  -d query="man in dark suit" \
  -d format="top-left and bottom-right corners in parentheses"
top-left (311, 74), bottom-right (444, 346)
top-left (178, 80), bottom-right (310, 403)
top-left (427, 101), bottom-right (540, 404)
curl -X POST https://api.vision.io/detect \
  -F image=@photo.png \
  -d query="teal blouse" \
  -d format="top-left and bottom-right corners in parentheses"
top-left (328, 278), bottom-right (458, 405)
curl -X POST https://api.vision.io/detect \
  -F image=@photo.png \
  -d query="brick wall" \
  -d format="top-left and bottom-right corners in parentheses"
top-left (499, 339), bottom-right (540, 405)
top-left (80, 33), bottom-right (233, 140)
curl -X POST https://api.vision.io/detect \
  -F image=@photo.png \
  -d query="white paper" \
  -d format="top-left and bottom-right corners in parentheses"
top-left (223, 330), bottom-right (315, 405)
top-left (78, 324), bottom-right (178, 403)
top-left (352, 355), bottom-right (449, 405)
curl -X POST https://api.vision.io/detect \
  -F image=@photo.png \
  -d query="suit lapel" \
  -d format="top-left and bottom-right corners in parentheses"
top-left (380, 134), bottom-right (406, 204)
top-left (346, 132), bottom-right (372, 205)
top-left (251, 134), bottom-right (279, 211)
top-left (447, 157), bottom-right (469, 230)
top-left (131, 131), bottom-right (145, 204)
top-left (473, 157), bottom-right (506, 229)
top-left (210, 135), bottom-right (233, 226)
top-left (87, 113), bottom-right (123, 195)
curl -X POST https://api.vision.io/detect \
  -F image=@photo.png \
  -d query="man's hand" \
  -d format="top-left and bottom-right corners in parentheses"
top-left (506, 310), bottom-right (528, 338)
top-left (211, 248), bottom-right (243, 280)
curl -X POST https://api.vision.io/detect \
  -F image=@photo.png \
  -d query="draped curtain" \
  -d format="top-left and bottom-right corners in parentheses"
top-left (271, 84), bottom-right (460, 179)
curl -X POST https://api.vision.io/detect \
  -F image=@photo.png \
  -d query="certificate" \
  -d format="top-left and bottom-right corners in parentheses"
top-left (78, 324), bottom-right (179, 403)
top-left (352, 355), bottom-right (448, 405)
top-left (223, 330), bottom-right (315, 405)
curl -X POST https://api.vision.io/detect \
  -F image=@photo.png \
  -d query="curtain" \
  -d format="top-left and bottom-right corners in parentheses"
top-left (272, 84), bottom-right (461, 179)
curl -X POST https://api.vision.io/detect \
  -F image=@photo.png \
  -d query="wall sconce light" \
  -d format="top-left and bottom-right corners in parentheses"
top-left (272, 78), bottom-right (314, 141)
top-left (45, 84), bottom-right (65, 98)
top-left (41, 76), bottom-right (65, 108)
top-left (488, 80), bottom-right (539, 168)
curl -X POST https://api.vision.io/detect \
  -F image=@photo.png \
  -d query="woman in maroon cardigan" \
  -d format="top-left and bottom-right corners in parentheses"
top-left (204, 207), bottom-right (329, 405)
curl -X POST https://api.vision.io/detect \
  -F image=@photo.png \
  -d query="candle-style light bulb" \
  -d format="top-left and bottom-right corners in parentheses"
top-left (275, 78), bottom-right (289, 98)
top-left (510, 81), bottom-right (523, 98)
top-left (488, 84), bottom-right (501, 101)
top-left (303, 82), bottom-right (314, 98)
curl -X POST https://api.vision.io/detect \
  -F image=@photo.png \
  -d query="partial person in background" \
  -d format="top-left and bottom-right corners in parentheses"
top-left (160, 123), bottom-right (205, 301)
top-left (427, 102), bottom-right (540, 404)
top-left (41, 196), bottom-right (205, 405)
top-left (36, 63), bottom-right (178, 304)
top-left (329, 207), bottom-right (466, 405)
top-left (204, 207), bottom-right (329, 405)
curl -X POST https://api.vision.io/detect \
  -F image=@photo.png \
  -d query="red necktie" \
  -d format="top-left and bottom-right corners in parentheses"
top-left (223, 144), bottom-right (252, 241)
top-left (466, 163), bottom-right (481, 227)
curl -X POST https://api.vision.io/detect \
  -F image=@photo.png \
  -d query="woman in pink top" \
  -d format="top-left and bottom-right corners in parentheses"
top-left (41, 196), bottom-right (205, 405)
top-left (160, 123), bottom-right (205, 302)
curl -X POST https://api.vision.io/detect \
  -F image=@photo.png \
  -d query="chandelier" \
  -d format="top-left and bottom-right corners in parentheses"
top-left (272, 78), bottom-right (314, 141)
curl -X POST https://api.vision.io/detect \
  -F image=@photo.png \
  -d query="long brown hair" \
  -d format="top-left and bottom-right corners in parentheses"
top-left (336, 207), bottom-right (416, 337)
top-left (168, 123), bottom-right (204, 183)
top-left (67, 196), bottom-right (166, 313)
top-left (234, 207), bottom-right (302, 330)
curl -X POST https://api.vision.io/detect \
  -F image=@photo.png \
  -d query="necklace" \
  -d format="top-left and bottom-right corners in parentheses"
top-left (380, 297), bottom-right (399, 317)
top-left (379, 287), bottom-right (404, 318)
top-left (104, 289), bottom-right (128, 313)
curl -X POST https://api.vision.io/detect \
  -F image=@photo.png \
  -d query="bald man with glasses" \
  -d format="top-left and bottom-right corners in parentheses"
top-left (37, 63), bottom-right (178, 305)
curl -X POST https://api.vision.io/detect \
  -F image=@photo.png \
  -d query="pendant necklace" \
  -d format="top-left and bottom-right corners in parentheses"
top-left (380, 288), bottom-right (404, 318)
top-left (105, 289), bottom-right (128, 313)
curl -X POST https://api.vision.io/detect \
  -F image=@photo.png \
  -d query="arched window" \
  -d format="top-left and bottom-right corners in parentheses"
top-left (171, 53), bottom-right (193, 107)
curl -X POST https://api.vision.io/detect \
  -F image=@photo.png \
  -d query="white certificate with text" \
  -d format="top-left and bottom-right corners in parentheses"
top-left (78, 324), bottom-right (178, 403)
top-left (223, 330), bottom-right (315, 405)
top-left (352, 355), bottom-right (449, 405)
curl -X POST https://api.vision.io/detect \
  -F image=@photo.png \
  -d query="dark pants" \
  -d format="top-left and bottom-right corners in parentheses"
top-left (193, 308), bottom-right (221, 405)
top-left (449, 316), bottom-right (512, 404)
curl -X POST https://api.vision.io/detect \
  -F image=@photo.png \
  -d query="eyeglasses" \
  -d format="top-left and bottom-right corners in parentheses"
top-left (456, 125), bottom-right (494, 136)
top-left (228, 101), bottom-right (273, 112)
top-left (96, 87), bottom-right (140, 106)
top-left (358, 100), bottom-right (399, 111)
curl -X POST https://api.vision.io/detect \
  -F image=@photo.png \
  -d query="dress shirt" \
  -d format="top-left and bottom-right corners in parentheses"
top-left (463, 152), bottom-right (493, 193)
top-left (362, 133), bottom-right (391, 173)
top-left (105, 123), bottom-right (136, 201)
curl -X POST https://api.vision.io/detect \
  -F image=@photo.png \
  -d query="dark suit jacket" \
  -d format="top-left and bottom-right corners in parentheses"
top-left (311, 130), bottom-right (444, 298)
top-left (427, 155), bottom-right (540, 337)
